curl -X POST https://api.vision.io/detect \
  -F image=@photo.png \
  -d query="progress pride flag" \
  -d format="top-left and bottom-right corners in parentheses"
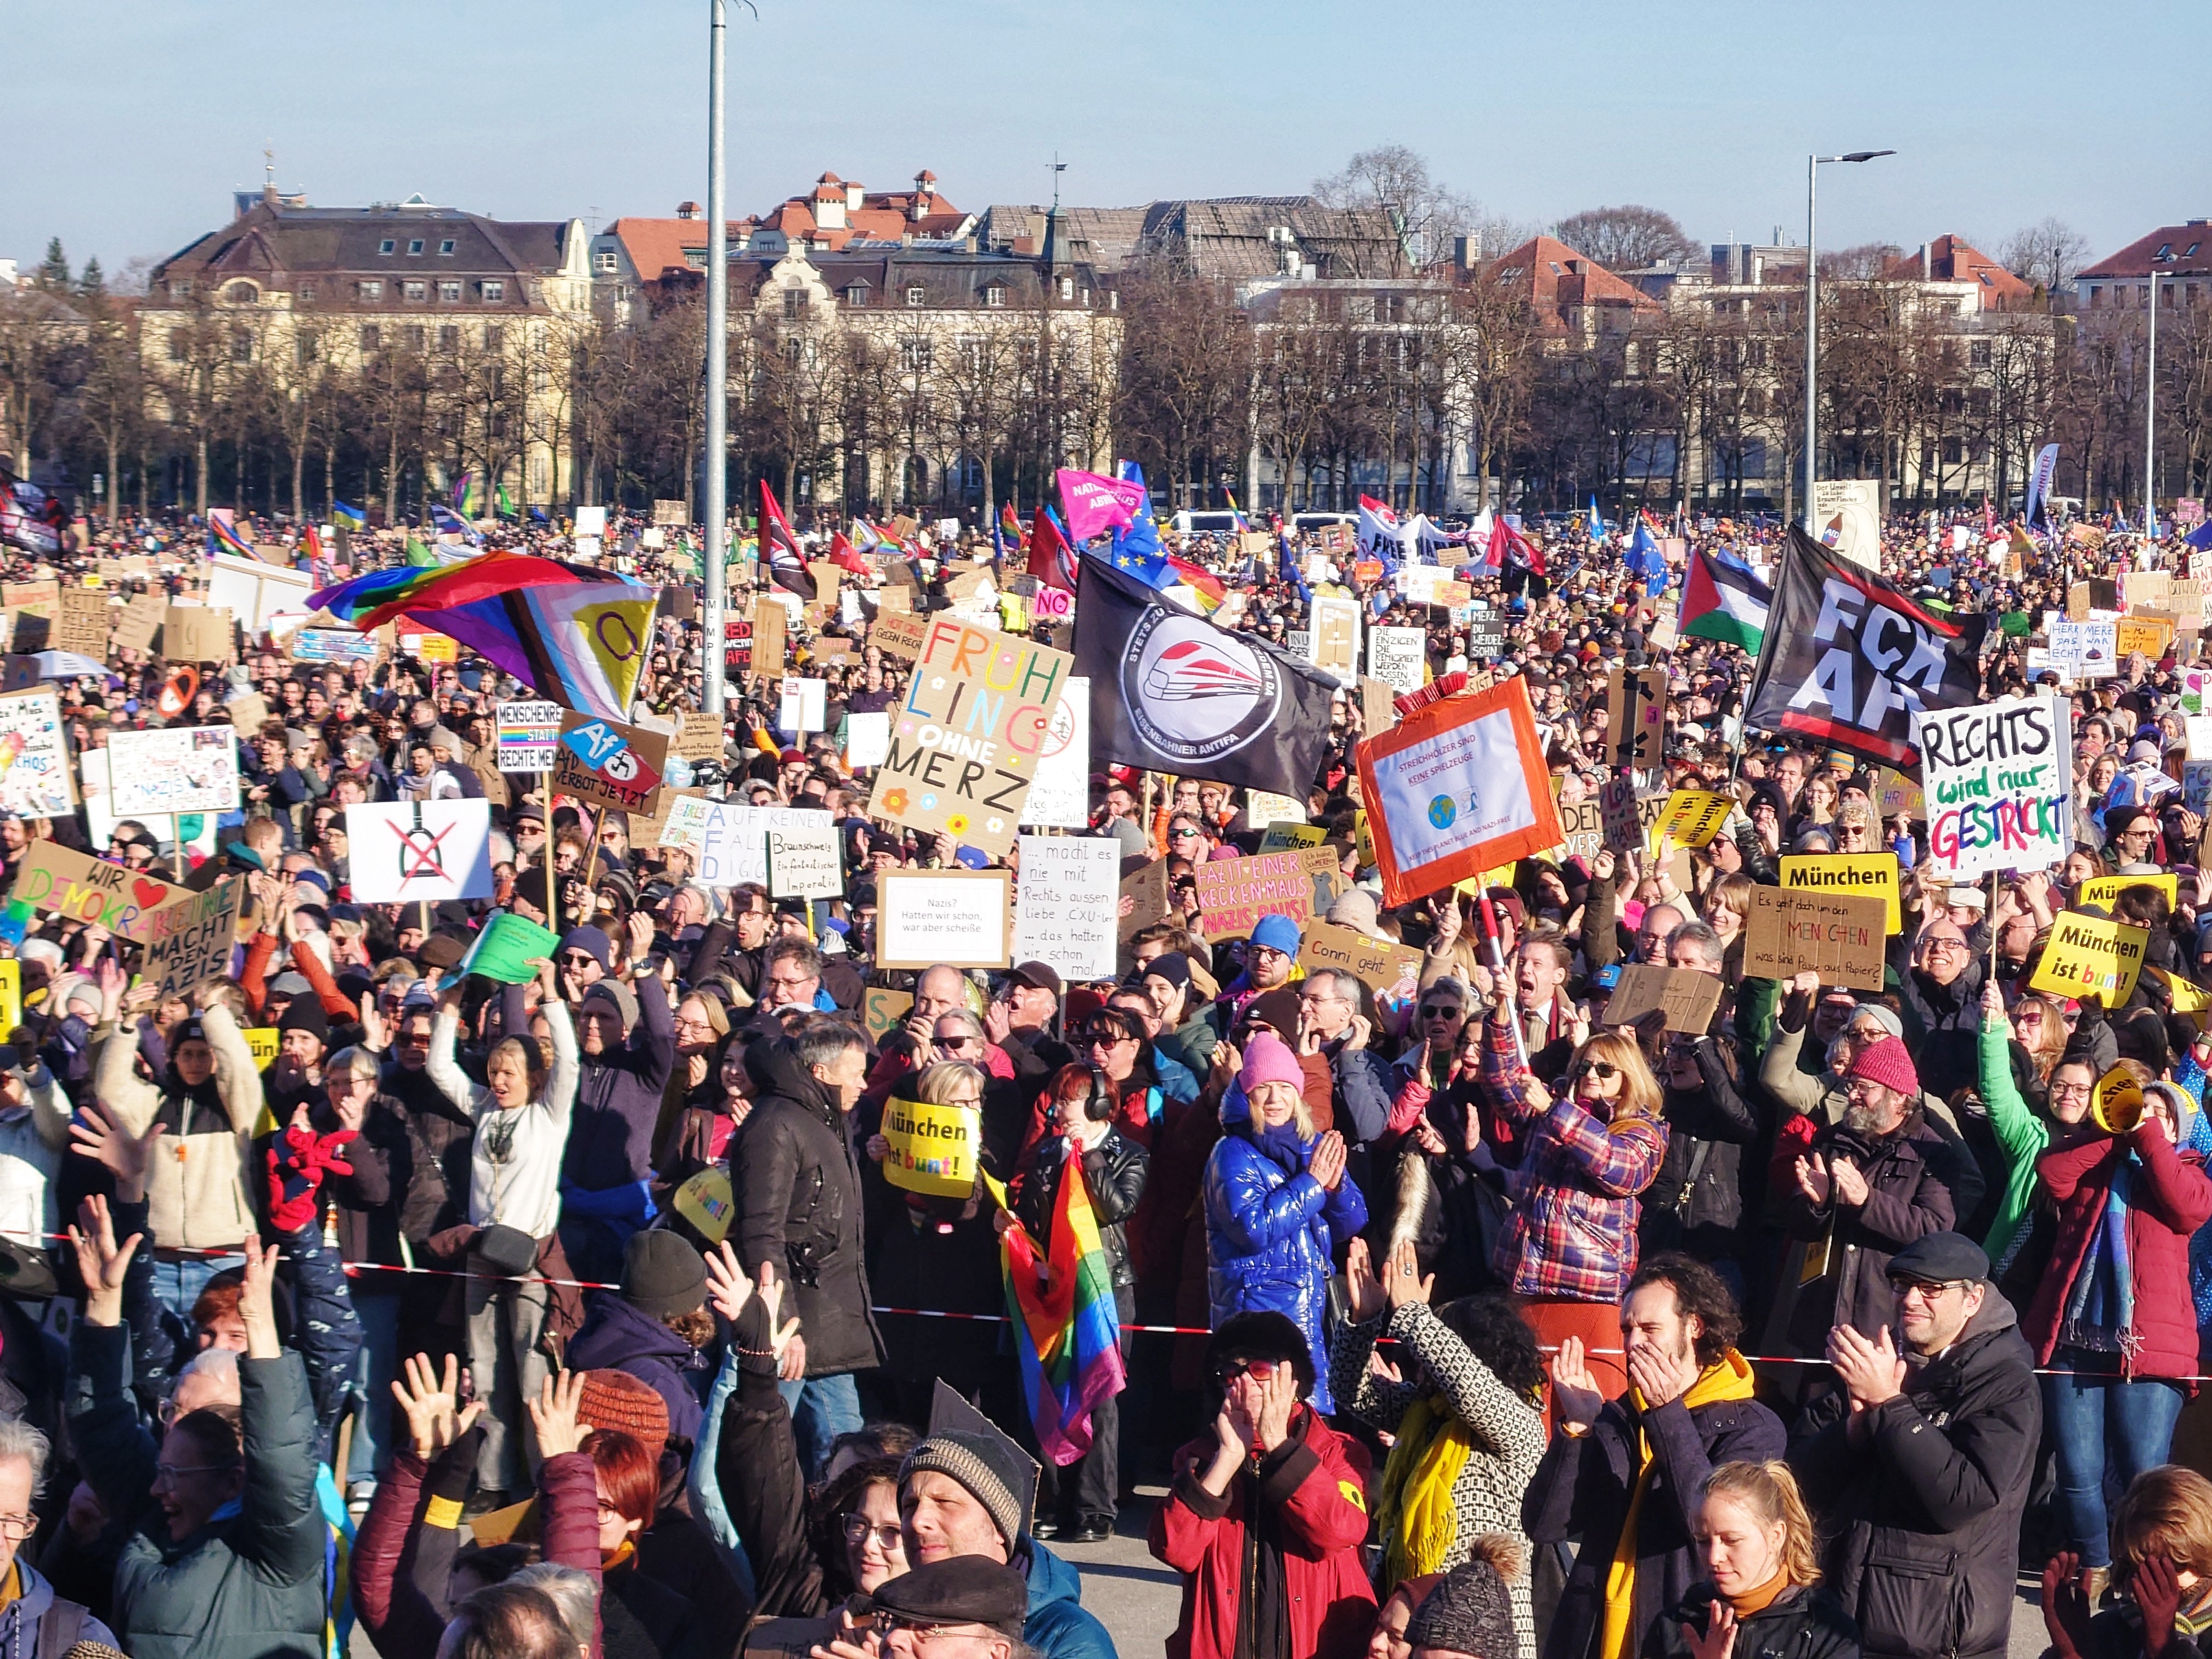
top-left (1055, 469), bottom-right (1147, 543)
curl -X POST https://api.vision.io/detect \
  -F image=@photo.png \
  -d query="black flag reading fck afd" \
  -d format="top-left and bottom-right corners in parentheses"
top-left (1742, 528), bottom-right (1987, 768)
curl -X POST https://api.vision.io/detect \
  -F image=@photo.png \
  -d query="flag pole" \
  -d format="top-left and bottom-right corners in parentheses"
top-left (700, 0), bottom-right (729, 719)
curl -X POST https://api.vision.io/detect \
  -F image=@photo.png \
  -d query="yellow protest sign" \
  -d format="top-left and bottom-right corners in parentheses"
top-left (2147, 965), bottom-right (2210, 1015)
top-left (243, 1027), bottom-right (279, 1070)
top-left (1652, 789), bottom-right (1733, 850)
top-left (0, 960), bottom-right (17, 1037)
top-left (2092, 1065), bottom-right (2147, 1135)
top-left (1258, 822), bottom-right (1329, 853)
top-left (2078, 873), bottom-right (2179, 911)
top-left (1354, 810), bottom-right (1375, 868)
top-left (674, 1167), bottom-right (736, 1243)
top-left (880, 1097), bottom-right (980, 1199)
top-left (1778, 853), bottom-right (1902, 934)
top-left (2030, 912), bottom-right (2150, 1005)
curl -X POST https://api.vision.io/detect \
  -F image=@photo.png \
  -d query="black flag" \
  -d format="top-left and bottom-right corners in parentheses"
top-left (1072, 554), bottom-right (1339, 797)
top-left (1743, 527), bottom-right (1987, 769)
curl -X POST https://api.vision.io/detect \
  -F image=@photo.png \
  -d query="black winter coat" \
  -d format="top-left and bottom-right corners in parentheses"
top-left (1013, 1127), bottom-right (1149, 1289)
top-left (1787, 1295), bottom-right (2040, 1659)
top-left (729, 1040), bottom-right (884, 1378)
top-left (1643, 1037), bottom-right (1760, 1262)
top-left (1645, 1583), bottom-right (1860, 1659)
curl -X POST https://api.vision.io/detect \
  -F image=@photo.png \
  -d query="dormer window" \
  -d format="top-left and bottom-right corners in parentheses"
top-left (439, 281), bottom-right (461, 302)
top-left (408, 239), bottom-right (425, 256)
top-left (906, 286), bottom-right (926, 307)
top-left (169, 280), bottom-right (193, 298)
top-left (358, 280), bottom-right (383, 300)
top-left (439, 239), bottom-right (457, 256)
top-left (1058, 276), bottom-right (1073, 300)
top-left (297, 283), bottom-right (315, 302)
top-left (481, 280), bottom-right (504, 301)
top-left (596, 251), bottom-right (618, 272)
top-left (404, 281), bottom-right (427, 301)
top-left (378, 239), bottom-right (396, 256)
top-left (227, 281), bottom-right (257, 304)
top-left (844, 284), bottom-right (869, 307)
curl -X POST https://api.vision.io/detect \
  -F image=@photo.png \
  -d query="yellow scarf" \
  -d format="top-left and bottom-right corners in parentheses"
top-left (1378, 1391), bottom-right (1476, 1588)
top-left (1598, 1352), bottom-right (1757, 1659)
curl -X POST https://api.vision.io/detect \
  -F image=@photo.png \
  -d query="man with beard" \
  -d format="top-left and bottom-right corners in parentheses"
top-left (1524, 1254), bottom-right (1784, 1659)
top-left (1780, 1036), bottom-right (1982, 1351)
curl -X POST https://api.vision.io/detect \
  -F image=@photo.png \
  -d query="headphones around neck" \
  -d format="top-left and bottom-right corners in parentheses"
top-left (1082, 1062), bottom-right (1115, 1124)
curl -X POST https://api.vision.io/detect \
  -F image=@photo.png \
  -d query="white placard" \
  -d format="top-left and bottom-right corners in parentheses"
top-left (847, 712), bottom-right (891, 769)
top-left (496, 699), bottom-right (565, 772)
top-left (840, 589), bottom-right (864, 626)
top-left (1243, 789), bottom-right (1308, 828)
top-left (1912, 695), bottom-right (2069, 878)
top-left (1011, 835), bottom-right (1120, 983)
top-left (345, 800), bottom-right (497, 902)
top-left (1018, 676), bottom-right (1090, 830)
top-left (766, 819), bottom-right (844, 900)
top-left (779, 678), bottom-right (827, 733)
top-left (0, 690), bottom-right (75, 820)
top-left (877, 871), bottom-right (1011, 970)
top-left (1368, 627), bottom-right (1426, 695)
top-left (105, 727), bottom-right (242, 817)
top-left (574, 506), bottom-right (608, 537)
top-left (696, 804), bottom-right (837, 887)
top-left (205, 552), bottom-right (314, 633)
top-left (81, 748), bottom-right (218, 859)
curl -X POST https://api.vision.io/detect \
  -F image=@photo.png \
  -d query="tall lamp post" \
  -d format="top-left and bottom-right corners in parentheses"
top-left (701, 0), bottom-right (730, 716)
top-left (2146, 249), bottom-right (2174, 536)
top-left (1803, 149), bottom-right (1895, 534)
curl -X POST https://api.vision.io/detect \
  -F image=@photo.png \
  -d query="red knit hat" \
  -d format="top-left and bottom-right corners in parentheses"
top-left (578, 1369), bottom-right (670, 1462)
top-left (1848, 1035), bottom-right (1920, 1098)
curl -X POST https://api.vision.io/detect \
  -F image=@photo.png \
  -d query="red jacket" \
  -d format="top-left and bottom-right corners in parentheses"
top-left (1149, 1406), bottom-right (1377, 1659)
top-left (2024, 1123), bottom-right (2212, 1381)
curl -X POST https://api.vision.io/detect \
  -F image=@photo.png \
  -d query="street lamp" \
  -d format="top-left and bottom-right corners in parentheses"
top-left (2146, 249), bottom-right (2175, 535)
top-left (1803, 149), bottom-right (1895, 535)
top-left (701, 0), bottom-right (730, 716)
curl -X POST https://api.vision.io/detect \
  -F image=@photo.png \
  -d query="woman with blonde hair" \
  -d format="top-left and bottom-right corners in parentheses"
top-left (1650, 1461), bottom-right (1858, 1659)
top-left (1481, 1017), bottom-right (1666, 1398)
top-left (2044, 1464), bottom-right (2212, 1659)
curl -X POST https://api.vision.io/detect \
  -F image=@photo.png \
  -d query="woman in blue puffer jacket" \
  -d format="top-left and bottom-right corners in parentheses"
top-left (1203, 1031), bottom-right (1368, 1413)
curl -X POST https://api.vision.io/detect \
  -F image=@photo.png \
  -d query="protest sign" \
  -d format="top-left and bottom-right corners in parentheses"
top-left (1257, 822), bottom-right (1329, 852)
top-left (1368, 627), bottom-right (1426, 695)
top-left (288, 628), bottom-right (381, 665)
top-left (459, 913), bottom-right (560, 984)
top-left (1243, 791), bottom-right (1308, 829)
top-left (112, 594), bottom-right (165, 652)
top-left (106, 726), bottom-right (240, 817)
top-left (1743, 885), bottom-right (1887, 991)
top-left (1359, 676), bottom-right (1397, 736)
top-left (862, 989), bottom-right (915, 1040)
top-left (766, 818), bottom-right (844, 900)
top-left (1306, 596), bottom-right (1361, 685)
top-left (495, 701), bottom-right (564, 772)
top-left (673, 715), bottom-right (726, 766)
top-left (870, 610), bottom-right (928, 661)
top-left (1878, 769), bottom-right (1926, 820)
top-left (138, 879), bottom-right (246, 1000)
top-left (1010, 835), bottom-right (1120, 983)
top-left (551, 712), bottom-right (668, 814)
top-left (1914, 694), bottom-right (2070, 878)
top-left (2116, 617), bottom-right (2174, 662)
top-left (1017, 676), bottom-right (1088, 830)
top-left (847, 712), bottom-right (891, 769)
top-left (1119, 858), bottom-right (1173, 942)
top-left (1464, 611), bottom-right (1506, 660)
top-left (1778, 853), bottom-right (1902, 934)
top-left (2030, 912), bottom-right (2149, 1003)
top-left (2046, 618), bottom-right (2117, 681)
top-left (9, 842), bottom-right (185, 943)
top-left (2124, 569), bottom-right (2172, 613)
top-left (778, 678), bottom-right (827, 733)
top-left (0, 961), bottom-right (21, 1040)
top-left (2078, 872), bottom-right (2180, 910)
top-left (1192, 847), bottom-right (1345, 941)
top-left (345, 800), bottom-right (496, 904)
top-left (160, 604), bottom-right (234, 663)
top-left (1652, 789), bottom-right (1733, 850)
top-left (1599, 775), bottom-right (1643, 854)
top-left (695, 804), bottom-right (834, 885)
top-left (2149, 965), bottom-right (2211, 1018)
top-left (0, 689), bottom-right (76, 819)
top-left (1355, 678), bottom-right (1562, 907)
top-left (1552, 798), bottom-right (1605, 863)
top-left (242, 1029), bottom-right (279, 1071)
top-left (876, 870), bottom-right (1012, 970)
top-left (1606, 668), bottom-right (1668, 769)
top-left (749, 602), bottom-right (786, 672)
top-left (52, 590), bottom-right (109, 657)
top-left (867, 619), bottom-right (1073, 859)
top-left (1602, 964), bottom-right (1725, 1034)
top-left (880, 1097), bottom-right (981, 1199)
top-left (1300, 921), bottom-right (1423, 1003)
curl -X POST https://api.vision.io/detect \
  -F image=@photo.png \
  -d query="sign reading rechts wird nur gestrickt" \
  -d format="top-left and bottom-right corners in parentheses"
top-left (1912, 695), bottom-right (2070, 879)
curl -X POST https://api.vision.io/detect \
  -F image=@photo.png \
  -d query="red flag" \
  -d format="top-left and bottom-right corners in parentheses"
top-left (828, 532), bottom-right (870, 578)
top-left (1487, 516), bottom-right (1544, 578)
top-left (759, 481), bottom-right (812, 597)
top-left (1029, 508), bottom-right (1075, 592)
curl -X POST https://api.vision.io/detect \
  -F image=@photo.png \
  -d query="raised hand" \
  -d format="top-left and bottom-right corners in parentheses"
top-left (625, 910), bottom-right (655, 969)
top-left (1344, 1238), bottom-right (1387, 1323)
top-left (703, 1239), bottom-right (753, 1325)
top-left (1549, 1335), bottom-right (1606, 1430)
top-left (527, 1368), bottom-right (589, 1458)
top-left (67, 1195), bottom-right (141, 1328)
top-left (2041, 1551), bottom-right (2091, 1659)
top-left (1795, 1153), bottom-right (1832, 1205)
top-left (390, 1352), bottom-right (484, 1462)
top-left (1681, 1600), bottom-right (1739, 1659)
top-left (69, 1101), bottom-right (165, 1204)
top-left (238, 1233), bottom-right (283, 1359)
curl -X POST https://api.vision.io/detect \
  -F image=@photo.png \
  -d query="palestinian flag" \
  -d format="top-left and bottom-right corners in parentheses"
top-left (1682, 549), bottom-right (1770, 651)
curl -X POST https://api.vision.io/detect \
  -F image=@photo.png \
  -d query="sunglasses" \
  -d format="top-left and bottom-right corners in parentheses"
top-left (933, 1035), bottom-right (978, 1050)
top-left (1212, 1356), bottom-right (1291, 1386)
top-left (1419, 1005), bottom-right (1462, 1020)
top-left (1080, 1032), bottom-right (1133, 1049)
top-left (1573, 1060), bottom-right (1622, 1082)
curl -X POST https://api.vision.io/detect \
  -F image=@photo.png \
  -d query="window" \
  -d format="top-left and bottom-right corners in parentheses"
top-left (481, 280), bottom-right (504, 302)
top-left (484, 325), bottom-right (504, 351)
top-left (2189, 242), bottom-right (2203, 257)
top-left (1942, 437), bottom-right (1963, 465)
top-left (2089, 284), bottom-right (2102, 307)
top-left (2158, 244), bottom-right (2172, 259)
top-left (297, 282), bottom-right (315, 303)
top-left (596, 251), bottom-right (618, 273)
top-left (295, 333), bottom-right (319, 366)
top-left (900, 339), bottom-right (933, 372)
top-left (378, 239), bottom-right (396, 256)
top-left (404, 281), bottom-right (427, 301)
top-left (230, 329), bottom-right (253, 364)
top-left (168, 279), bottom-right (192, 299)
top-left (844, 284), bottom-right (868, 307)
top-left (439, 281), bottom-right (462, 302)
top-left (438, 325), bottom-right (459, 351)
top-left (1080, 287), bottom-right (1090, 306)
top-left (783, 287), bottom-right (808, 318)
top-left (983, 286), bottom-right (1006, 308)
top-left (906, 286), bottom-right (926, 307)
top-left (227, 281), bottom-right (257, 304)
top-left (358, 279), bottom-right (383, 301)
top-left (684, 248), bottom-right (707, 270)
top-left (167, 329), bottom-right (190, 363)
top-left (359, 324), bottom-right (382, 351)
top-left (408, 239), bottom-right (425, 256)
top-left (1058, 276), bottom-right (1073, 300)
top-left (404, 325), bottom-right (427, 351)
top-left (439, 239), bottom-right (457, 256)
top-left (1971, 338), bottom-right (1991, 368)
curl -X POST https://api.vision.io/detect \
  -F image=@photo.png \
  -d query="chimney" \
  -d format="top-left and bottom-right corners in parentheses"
top-left (1453, 233), bottom-right (1481, 273)
top-left (676, 201), bottom-right (699, 221)
top-left (847, 182), bottom-right (864, 215)
top-left (1921, 242), bottom-right (1932, 279)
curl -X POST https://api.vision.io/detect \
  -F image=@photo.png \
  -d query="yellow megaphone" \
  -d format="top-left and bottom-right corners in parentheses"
top-left (2092, 1066), bottom-right (2146, 1135)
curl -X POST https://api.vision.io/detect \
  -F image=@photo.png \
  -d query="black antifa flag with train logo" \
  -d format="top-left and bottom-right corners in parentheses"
top-left (1743, 527), bottom-right (1987, 769)
top-left (1072, 554), bottom-right (1340, 799)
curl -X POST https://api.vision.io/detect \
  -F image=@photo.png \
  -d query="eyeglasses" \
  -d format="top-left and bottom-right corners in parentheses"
top-left (841, 1514), bottom-right (906, 1553)
top-left (0, 1514), bottom-right (31, 1543)
top-left (1921, 938), bottom-right (1968, 955)
top-left (873, 1612), bottom-right (990, 1645)
top-left (151, 1461), bottom-right (238, 1487)
top-left (2050, 1080), bottom-right (2094, 1100)
top-left (1573, 1060), bottom-right (1621, 1082)
top-left (1248, 945), bottom-right (1289, 963)
top-left (673, 1017), bottom-right (716, 1037)
top-left (1212, 1356), bottom-right (1290, 1385)
top-left (1419, 1005), bottom-right (1463, 1021)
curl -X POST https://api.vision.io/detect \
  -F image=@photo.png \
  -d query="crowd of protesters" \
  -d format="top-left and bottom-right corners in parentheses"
top-left (0, 495), bottom-right (2206, 1659)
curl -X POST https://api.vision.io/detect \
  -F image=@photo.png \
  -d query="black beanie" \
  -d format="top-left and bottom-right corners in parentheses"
top-left (277, 998), bottom-right (329, 1044)
top-left (621, 1230), bottom-right (706, 1319)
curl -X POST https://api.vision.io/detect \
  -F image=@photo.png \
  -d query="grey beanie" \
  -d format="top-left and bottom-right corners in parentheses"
top-left (1405, 1544), bottom-right (1521, 1659)
top-left (580, 978), bottom-right (640, 1032)
top-left (900, 1430), bottom-right (1030, 1549)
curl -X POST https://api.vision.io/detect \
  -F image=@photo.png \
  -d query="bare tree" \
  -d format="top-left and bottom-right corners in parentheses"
top-left (1311, 146), bottom-right (1477, 272)
top-left (1552, 206), bottom-right (1699, 271)
top-left (2000, 218), bottom-right (2092, 299)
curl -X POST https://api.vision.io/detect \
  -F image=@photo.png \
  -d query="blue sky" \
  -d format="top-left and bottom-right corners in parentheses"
top-left (11, 0), bottom-right (2205, 279)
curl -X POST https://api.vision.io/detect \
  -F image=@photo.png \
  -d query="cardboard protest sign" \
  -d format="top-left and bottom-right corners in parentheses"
top-left (0, 960), bottom-right (23, 1039)
top-left (0, 690), bottom-right (76, 819)
top-left (2078, 872), bottom-right (2180, 910)
top-left (1010, 834), bottom-right (1120, 984)
top-left (52, 590), bottom-right (109, 657)
top-left (1606, 668), bottom-right (1668, 769)
top-left (1878, 770), bottom-right (1925, 820)
top-left (1359, 676), bottom-right (1398, 736)
top-left (673, 714), bottom-right (727, 765)
top-left (1743, 885), bottom-right (1887, 991)
top-left (1602, 964), bottom-right (1725, 1034)
top-left (1778, 853), bottom-right (1902, 934)
top-left (112, 594), bottom-right (166, 652)
top-left (880, 1097), bottom-right (981, 1199)
top-left (1914, 694), bottom-right (2070, 878)
top-left (749, 602), bottom-right (786, 672)
top-left (345, 800), bottom-right (496, 904)
top-left (106, 726), bottom-right (241, 817)
top-left (1652, 789), bottom-right (1733, 850)
top-left (1192, 847), bottom-right (1345, 941)
top-left (1368, 627), bottom-right (1426, 695)
top-left (1356, 678), bottom-right (1563, 907)
top-left (160, 604), bottom-right (234, 663)
top-left (1306, 596), bottom-right (1361, 685)
top-left (1257, 822), bottom-right (1329, 852)
top-left (876, 870), bottom-right (1012, 970)
top-left (9, 842), bottom-right (186, 943)
top-left (1598, 775), bottom-right (1643, 853)
top-left (871, 609), bottom-right (929, 661)
top-left (2030, 912), bottom-right (2149, 1004)
top-left (1300, 921), bottom-right (1423, 1003)
top-left (867, 619), bottom-right (1073, 859)
top-left (1553, 799), bottom-right (1604, 864)
top-left (551, 713), bottom-right (668, 815)
top-left (1119, 859), bottom-right (1172, 942)
top-left (862, 988), bottom-right (915, 1040)
top-left (138, 879), bottom-right (247, 1000)
top-left (1017, 676), bottom-right (1088, 831)
top-left (766, 818), bottom-right (844, 900)
top-left (2148, 965), bottom-right (2211, 1018)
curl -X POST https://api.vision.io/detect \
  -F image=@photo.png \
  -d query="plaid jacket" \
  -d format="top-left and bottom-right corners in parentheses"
top-left (1480, 1014), bottom-right (1664, 1302)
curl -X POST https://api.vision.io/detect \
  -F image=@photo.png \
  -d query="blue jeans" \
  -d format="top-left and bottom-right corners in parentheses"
top-left (150, 1252), bottom-right (243, 1324)
top-left (348, 1294), bottom-right (402, 1486)
top-left (2044, 1363), bottom-right (2186, 1567)
top-left (777, 1372), bottom-right (864, 1480)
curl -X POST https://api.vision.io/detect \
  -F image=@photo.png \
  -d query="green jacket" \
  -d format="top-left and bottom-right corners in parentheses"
top-left (1976, 1017), bottom-right (2049, 1263)
top-left (69, 1323), bottom-right (326, 1659)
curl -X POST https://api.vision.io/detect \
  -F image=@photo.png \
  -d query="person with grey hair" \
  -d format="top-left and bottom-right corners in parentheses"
top-left (509, 1563), bottom-right (594, 1657)
top-left (1295, 967), bottom-right (1393, 1144)
top-left (1664, 920), bottom-right (1727, 976)
top-left (0, 1417), bottom-right (116, 1652)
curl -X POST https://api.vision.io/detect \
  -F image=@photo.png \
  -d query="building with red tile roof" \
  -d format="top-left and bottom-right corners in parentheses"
top-left (2074, 219), bottom-right (2212, 313)
top-left (1878, 235), bottom-right (2036, 311)
top-left (1486, 236), bottom-right (1660, 342)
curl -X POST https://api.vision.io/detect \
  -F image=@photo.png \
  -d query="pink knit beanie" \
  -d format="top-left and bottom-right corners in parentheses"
top-left (1847, 1035), bottom-right (1919, 1098)
top-left (1238, 1031), bottom-right (1306, 1095)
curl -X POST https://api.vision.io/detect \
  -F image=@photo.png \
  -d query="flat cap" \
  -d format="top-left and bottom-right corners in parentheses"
top-left (1886, 1231), bottom-right (1990, 1286)
top-left (869, 1556), bottom-right (1029, 1639)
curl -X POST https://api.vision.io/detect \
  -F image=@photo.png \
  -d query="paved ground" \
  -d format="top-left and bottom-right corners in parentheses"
top-left (1045, 1484), bottom-right (1182, 1657)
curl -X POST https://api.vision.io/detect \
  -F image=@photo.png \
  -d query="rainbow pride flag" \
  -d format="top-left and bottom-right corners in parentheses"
top-left (1001, 1157), bottom-right (1126, 1466)
top-left (1223, 487), bottom-right (1250, 534)
top-left (1166, 554), bottom-right (1225, 613)
top-left (998, 502), bottom-right (1026, 548)
top-left (208, 509), bottom-right (254, 559)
